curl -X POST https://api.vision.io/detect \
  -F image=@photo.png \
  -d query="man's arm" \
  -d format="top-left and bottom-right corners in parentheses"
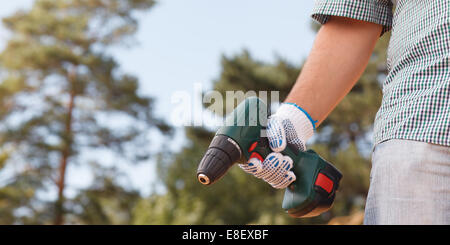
top-left (240, 16), bottom-right (384, 189)
top-left (285, 16), bottom-right (382, 126)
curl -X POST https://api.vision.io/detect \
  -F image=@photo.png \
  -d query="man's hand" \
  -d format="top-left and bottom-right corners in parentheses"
top-left (239, 103), bottom-right (316, 189)
top-left (240, 152), bottom-right (296, 189)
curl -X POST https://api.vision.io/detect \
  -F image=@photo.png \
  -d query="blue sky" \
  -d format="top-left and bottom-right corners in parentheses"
top-left (115, 0), bottom-right (316, 119)
top-left (0, 0), bottom-right (317, 197)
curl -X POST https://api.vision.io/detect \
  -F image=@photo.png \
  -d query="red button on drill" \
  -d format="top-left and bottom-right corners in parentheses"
top-left (315, 173), bottom-right (333, 193)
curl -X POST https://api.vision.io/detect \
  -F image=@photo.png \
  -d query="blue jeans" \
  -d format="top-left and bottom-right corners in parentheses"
top-left (364, 139), bottom-right (450, 225)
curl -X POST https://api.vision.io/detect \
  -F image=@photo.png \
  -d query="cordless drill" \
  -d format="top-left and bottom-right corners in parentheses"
top-left (196, 96), bottom-right (342, 218)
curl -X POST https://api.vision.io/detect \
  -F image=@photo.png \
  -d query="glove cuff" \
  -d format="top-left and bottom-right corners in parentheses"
top-left (276, 103), bottom-right (316, 142)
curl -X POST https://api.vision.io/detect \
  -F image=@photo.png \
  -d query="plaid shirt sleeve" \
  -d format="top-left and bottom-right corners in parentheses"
top-left (311, 0), bottom-right (394, 35)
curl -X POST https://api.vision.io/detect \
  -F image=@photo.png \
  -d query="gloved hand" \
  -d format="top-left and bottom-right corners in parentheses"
top-left (239, 102), bottom-right (317, 189)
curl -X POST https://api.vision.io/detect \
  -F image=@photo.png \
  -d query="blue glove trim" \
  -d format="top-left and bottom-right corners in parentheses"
top-left (284, 102), bottom-right (318, 130)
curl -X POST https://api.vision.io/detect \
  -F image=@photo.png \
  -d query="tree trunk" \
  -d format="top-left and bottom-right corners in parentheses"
top-left (54, 68), bottom-right (77, 225)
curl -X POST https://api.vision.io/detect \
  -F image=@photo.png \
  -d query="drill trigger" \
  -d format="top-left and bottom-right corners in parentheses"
top-left (249, 152), bottom-right (264, 162)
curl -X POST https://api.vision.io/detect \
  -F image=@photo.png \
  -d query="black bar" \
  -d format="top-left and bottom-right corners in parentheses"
top-left (0, 225), bottom-right (447, 243)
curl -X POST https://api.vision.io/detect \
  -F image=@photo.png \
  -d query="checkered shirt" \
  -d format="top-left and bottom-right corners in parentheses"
top-left (311, 0), bottom-right (450, 147)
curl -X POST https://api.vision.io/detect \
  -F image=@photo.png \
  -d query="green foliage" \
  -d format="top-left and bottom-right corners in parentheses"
top-left (212, 50), bottom-right (300, 110)
top-left (65, 163), bottom-right (141, 225)
top-left (138, 31), bottom-right (390, 224)
top-left (0, 0), bottom-right (167, 224)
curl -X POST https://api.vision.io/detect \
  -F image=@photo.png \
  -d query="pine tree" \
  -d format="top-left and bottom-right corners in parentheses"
top-left (0, 0), bottom-right (169, 224)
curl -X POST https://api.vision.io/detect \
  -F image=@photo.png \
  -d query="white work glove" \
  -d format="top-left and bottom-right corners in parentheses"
top-left (239, 102), bottom-right (317, 189)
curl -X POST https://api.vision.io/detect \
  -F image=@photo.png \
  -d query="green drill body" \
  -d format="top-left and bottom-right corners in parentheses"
top-left (197, 97), bottom-right (342, 218)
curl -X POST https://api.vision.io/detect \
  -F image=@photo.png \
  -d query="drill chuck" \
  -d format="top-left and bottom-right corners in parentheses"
top-left (197, 135), bottom-right (242, 185)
